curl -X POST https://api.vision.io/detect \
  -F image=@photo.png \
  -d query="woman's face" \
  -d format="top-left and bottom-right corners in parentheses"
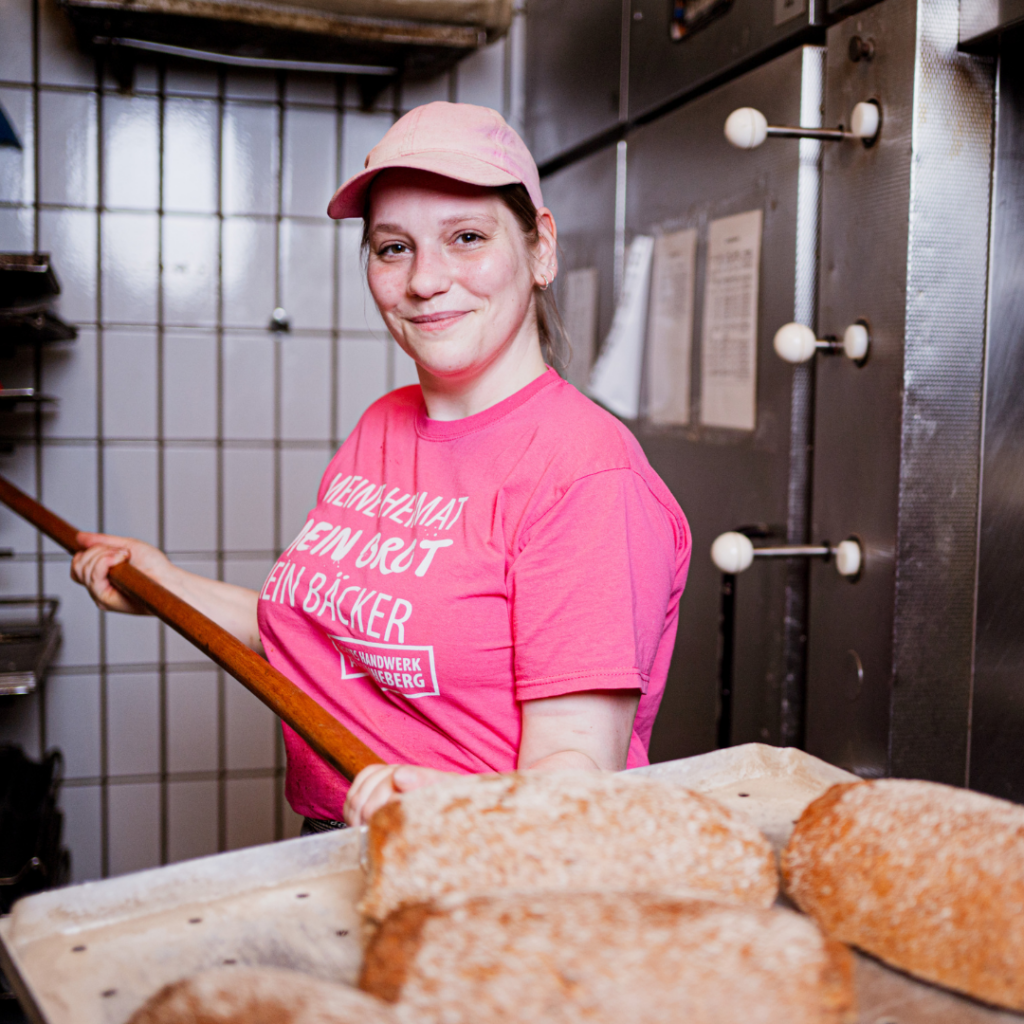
top-left (365, 169), bottom-right (556, 388)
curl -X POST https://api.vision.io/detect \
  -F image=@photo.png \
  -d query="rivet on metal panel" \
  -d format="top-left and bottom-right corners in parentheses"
top-left (848, 36), bottom-right (876, 62)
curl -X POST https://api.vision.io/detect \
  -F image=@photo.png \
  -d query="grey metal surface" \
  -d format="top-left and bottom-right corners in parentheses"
top-left (807, 0), bottom-right (994, 781)
top-left (960, 0), bottom-right (1024, 49)
top-left (781, 46), bottom-right (825, 747)
top-left (970, 32), bottom-right (1024, 801)
top-left (543, 145), bottom-right (619, 387)
top-left (524, 0), bottom-right (625, 166)
top-left (620, 47), bottom-right (822, 761)
top-left (627, 0), bottom-right (821, 122)
top-left (826, 0), bottom-right (886, 20)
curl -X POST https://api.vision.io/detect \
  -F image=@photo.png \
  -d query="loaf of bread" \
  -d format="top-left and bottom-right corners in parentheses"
top-left (127, 966), bottom-right (397, 1024)
top-left (360, 891), bottom-right (856, 1024)
top-left (361, 770), bottom-right (778, 925)
top-left (783, 778), bottom-right (1024, 1011)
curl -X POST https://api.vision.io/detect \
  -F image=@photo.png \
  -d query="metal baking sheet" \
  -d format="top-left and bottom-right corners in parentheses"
top-left (2, 743), bottom-right (1021, 1023)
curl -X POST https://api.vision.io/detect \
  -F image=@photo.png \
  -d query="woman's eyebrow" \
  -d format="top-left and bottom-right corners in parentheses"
top-left (369, 213), bottom-right (499, 237)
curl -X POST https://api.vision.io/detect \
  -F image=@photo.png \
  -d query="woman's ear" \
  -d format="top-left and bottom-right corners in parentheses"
top-left (534, 207), bottom-right (559, 287)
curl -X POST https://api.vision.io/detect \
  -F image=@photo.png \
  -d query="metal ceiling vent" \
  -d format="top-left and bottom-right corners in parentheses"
top-left (60, 0), bottom-right (512, 96)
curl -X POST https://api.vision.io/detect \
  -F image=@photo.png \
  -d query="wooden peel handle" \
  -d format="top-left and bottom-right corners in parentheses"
top-left (0, 475), bottom-right (383, 782)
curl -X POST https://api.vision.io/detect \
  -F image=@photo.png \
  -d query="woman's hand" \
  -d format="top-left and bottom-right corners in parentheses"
top-left (71, 532), bottom-right (174, 614)
top-left (71, 531), bottom-right (264, 652)
top-left (343, 763), bottom-right (456, 827)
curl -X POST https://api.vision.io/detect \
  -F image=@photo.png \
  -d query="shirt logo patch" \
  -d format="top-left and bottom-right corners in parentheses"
top-left (329, 637), bottom-right (440, 699)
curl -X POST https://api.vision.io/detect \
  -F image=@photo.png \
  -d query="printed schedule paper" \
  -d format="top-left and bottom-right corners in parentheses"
top-left (588, 235), bottom-right (655, 420)
top-left (646, 227), bottom-right (698, 425)
top-left (700, 209), bottom-right (763, 431)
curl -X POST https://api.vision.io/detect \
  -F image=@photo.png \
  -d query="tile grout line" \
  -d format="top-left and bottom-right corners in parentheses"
top-left (93, 48), bottom-right (110, 880)
top-left (156, 62), bottom-right (169, 867)
top-left (271, 69), bottom-right (286, 841)
top-left (215, 67), bottom-right (228, 855)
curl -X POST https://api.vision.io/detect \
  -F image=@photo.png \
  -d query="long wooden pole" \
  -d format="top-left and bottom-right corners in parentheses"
top-left (0, 475), bottom-right (383, 782)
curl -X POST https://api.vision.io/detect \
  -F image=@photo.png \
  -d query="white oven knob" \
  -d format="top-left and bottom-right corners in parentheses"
top-left (774, 321), bottom-right (870, 364)
top-left (834, 539), bottom-right (862, 577)
top-left (724, 107), bottom-right (768, 149)
top-left (773, 322), bottom-right (818, 363)
top-left (711, 532), bottom-right (755, 574)
top-left (843, 322), bottom-right (870, 361)
top-left (850, 101), bottom-right (881, 141)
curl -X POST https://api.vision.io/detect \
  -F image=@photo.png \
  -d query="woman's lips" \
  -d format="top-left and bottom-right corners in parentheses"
top-left (407, 310), bottom-right (469, 331)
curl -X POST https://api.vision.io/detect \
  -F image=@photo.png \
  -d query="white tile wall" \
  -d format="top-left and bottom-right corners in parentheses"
top-left (282, 107), bottom-right (337, 219)
top-left (45, 674), bottom-right (101, 777)
top-left (0, 0), bottom-right (34, 84)
top-left (163, 330), bottom-right (218, 439)
top-left (0, 86), bottom-right (34, 205)
top-left (163, 98), bottom-right (219, 214)
top-left (106, 671), bottom-right (161, 775)
top-left (166, 779), bottom-right (218, 862)
top-left (107, 782), bottom-right (161, 874)
top-left (164, 447), bottom-right (218, 551)
top-left (38, 90), bottom-right (99, 208)
top-left (167, 670), bottom-right (219, 772)
top-left (61, 785), bottom-right (102, 882)
top-left (0, 0), bottom-right (525, 880)
top-left (101, 211), bottom-right (160, 324)
top-left (103, 95), bottom-right (160, 211)
top-left (162, 215), bottom-right (219, 326)
top-left (101, 328), bottom-right (158, 438)
top-left (222, 103), bottom-right (279, 216)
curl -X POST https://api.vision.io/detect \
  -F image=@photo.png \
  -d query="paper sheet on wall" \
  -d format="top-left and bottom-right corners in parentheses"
top-left (588, 235), bottom-right (654, 420)
top-left (645, 228), bottom-right (698, 425)
top-left (562, 266), bottom-right (600, 390)
top-left (700, 209), bottom-right (763, 431)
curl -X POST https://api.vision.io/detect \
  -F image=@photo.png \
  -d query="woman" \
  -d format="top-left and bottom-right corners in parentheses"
top-left (72, 102), bottom-right (691, 830)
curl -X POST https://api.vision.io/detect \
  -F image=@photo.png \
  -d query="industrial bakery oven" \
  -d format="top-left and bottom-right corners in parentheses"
top-left (535, 0), bottom-right (1023, 798)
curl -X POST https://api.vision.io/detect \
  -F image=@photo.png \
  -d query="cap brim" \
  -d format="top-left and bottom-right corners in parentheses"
top-left (327, 151), bottom-right (522, 219)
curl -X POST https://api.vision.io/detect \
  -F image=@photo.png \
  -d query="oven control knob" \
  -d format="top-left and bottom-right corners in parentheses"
top-left (843, 322), bottom-right (870, 361)
top-left (711, 531), bottom-right (755, 574)
top-left (724, 108), bottom-right (768, 149)
top-left (725, 101), bottom-right (881, 149)
top-left (773, 321), bottom-right (871, 364)
top-left (834, 539), bottom-right (862, 577)
top-left (850, 101), bottom-right (881, 141)
top-left (773, 322), bottom-right (818, 363)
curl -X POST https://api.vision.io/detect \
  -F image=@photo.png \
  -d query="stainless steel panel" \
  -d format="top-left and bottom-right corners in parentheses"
top-left (960, 0), bottom-right (1024, 49)
top-left (627, 0), bottom-right (821, 122)
top-left (624, 47), bottom-right (824, 761)
top-left (525, 0), bottom-right (625, 167)
top-left (970, 32), bottom-right (1024, 801)
top-left (543, 145), bottom-right (619, 386)
top-left (807, 0), bottom-right (994, 781)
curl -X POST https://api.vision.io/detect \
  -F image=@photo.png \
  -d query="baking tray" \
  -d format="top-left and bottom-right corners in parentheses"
top-left (1, 743), bottom-right (1021, 1024)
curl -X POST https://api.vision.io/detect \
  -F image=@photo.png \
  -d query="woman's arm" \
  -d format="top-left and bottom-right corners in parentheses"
top-left (516, 690), bottom-right (639, 772)
top-left (71, 532), bottom-right (263, 653)
top-left (342, 690), bottom-right (639, 826)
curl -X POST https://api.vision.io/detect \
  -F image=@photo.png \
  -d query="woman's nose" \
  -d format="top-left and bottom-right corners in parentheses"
top-left (407, 247), bottom-right (452, 299)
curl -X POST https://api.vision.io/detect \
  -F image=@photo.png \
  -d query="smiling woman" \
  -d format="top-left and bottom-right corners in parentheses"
top-left (71, 102), bottom-right (692, 833)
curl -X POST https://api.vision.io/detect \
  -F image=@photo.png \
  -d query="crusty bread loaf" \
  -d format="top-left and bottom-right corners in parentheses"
top-left (127, 966), bottom-right (397, 1024)
top-left (783, 779), bottom-right (1024, 1011)
top-left (360, 891), bottom-right (856, 1024)
top-left (361, 771), bottom-right (778, 925)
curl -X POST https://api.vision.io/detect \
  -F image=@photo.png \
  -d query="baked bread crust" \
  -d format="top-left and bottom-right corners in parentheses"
top-left (361, 770), bottom-right (778, 925)
top-left (126, 966), bottom-right (396, 1024)
top-left (360, 891), bottom-right (856, 1024)
top-left (783, 779), bottom-right (1024, 1011)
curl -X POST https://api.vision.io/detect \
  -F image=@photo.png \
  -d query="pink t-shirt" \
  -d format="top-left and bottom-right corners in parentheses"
top-left (258, 369), bottom-right (691, 819)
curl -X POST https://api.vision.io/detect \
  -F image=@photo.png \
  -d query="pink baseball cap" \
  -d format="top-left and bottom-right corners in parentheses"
top-left (327, 101), bottom-right (543, 220)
